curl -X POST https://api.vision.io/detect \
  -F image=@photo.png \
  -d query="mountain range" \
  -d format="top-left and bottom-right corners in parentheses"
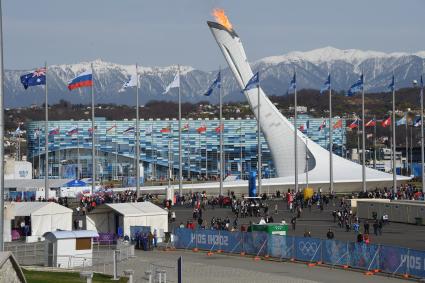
top-left (5, 46), bottom-right (425, 108)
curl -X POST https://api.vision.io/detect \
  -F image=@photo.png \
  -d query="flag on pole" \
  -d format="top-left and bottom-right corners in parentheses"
top-left (182, 123), bottom-right (189, 132)
top-left (88, 126), bottom-right (97, 136)
top-left (367, 133), bottom-right (373, 139)
top-left (145, 125), bottom-right (153, 135)
top-left (67, 127), bottom-right (79, 135)
top-left (160, 126), bottom-right (171, 133)
top-left (388, 75), bottom-right (395, 92)
top-left (106, 124), bottom-right (117, 134)
top-left (163, 74), bottom-right (180, 94)
top-left (20, 68), bottom-right (46, 89)
top-left (365, 118), bottom-right (376, 127)
top-left (414, 116), bottom-right (422, 127)
top-left (382, 117), bottom-right (391, 127)
top-left (242, 72), bottom-right (259, 92)
top-left (320, 74), bottom-right (331, 94)
top-left (215, 124), bottom-right (224, 133)
top-left (196, 125), bottom-right (207, 134)
top-left (333, 119), bottom-right (343, 129)
top-left (318, 120), bottom-right (326, 131)
top-left (33, 128), bottom-right (41, 139)
top-left (123, 126), bottom-right (135, 135)
top-left (14, 126), bottom-right (21, 137)
top-left (421, 75), bottom-right (424, 88)
top-left (348, 119), bottom-right (360, 129)
top-left (288, 73), bottom-right (296, 91)
top-left (396, 116), bottom-right (406, 126)
top-left (204, 72), bottom-right (221, 96)
top-left (299, 120), bottom-right (309, 131)
top-left (119, 74), bottom-right (138, 92)
top-left (347, 74), bottom-right (364, 96)
top-left (49, 127), bottom-right (60, 135)
top-left (68, 70), bottom-right (93, 90)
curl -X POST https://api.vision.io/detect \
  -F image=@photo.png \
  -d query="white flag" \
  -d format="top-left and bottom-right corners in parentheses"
top-left (163, 74), bottom-right (180, 94)
top-left (119, 74), bottom-right (138, 92)
top-left (145, 125), bottom-right (153, 135)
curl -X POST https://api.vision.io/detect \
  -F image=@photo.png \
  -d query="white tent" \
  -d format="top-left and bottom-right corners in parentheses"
top-left (5, 202), bottom-right (73, 242)
top-left (86, 202), bottom-right (168, 239)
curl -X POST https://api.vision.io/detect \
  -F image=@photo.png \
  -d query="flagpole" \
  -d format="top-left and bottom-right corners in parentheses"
top-left (219, 68), bottom-right (224, 196)
top-left (187, 125), bottom-right (190, 180)
top-left (392, 79), bottom-right (397, 193)
top-left (329, 84), bottom-right (334, 194)
top-left (178, 66), bottom-right (183, 196)
top-left (421, 78), bottom-right (425, 193)
top-left (405, 116), bottom-right (408, 175)
top-left (91, 63), bottom-right (95, 195)
top-left (44, 61), bottom-right (49, 200)
top-left (306, 135), bottom-right (309, 189)
top-left (38, 130), bottom-right (40, 178)
top-left (257, 79), bottom-right (262, 196)
top-left (240, 120), bottom-right (243, 180)
top-left (77, 122), bottom-right (80, 179)
top-left (294, 75), bottom-right (298, 193)
top-left (361, 77), bottom-right (366, 193)
top-left (135, 64), bottom-right (141, 199)
top-left (0, 0), bottom-right (4, 250)
top-left (373, 116), bottom-right (377, 169)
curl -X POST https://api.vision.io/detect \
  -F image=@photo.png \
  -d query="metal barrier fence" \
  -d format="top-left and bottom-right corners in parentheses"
top-left (173, 228), bottom-right (425, 279)
top-left (4, 240), bottom-right (135, 272)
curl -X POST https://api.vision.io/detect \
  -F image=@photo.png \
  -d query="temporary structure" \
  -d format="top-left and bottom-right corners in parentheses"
top-left (86, 202), bottom-right (168, 240)
top-left (5, 202), bottom-right (73, 242)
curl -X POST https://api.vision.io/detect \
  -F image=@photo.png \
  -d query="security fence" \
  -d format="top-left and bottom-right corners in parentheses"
top-left (173, 228), bottom-right (425, 279)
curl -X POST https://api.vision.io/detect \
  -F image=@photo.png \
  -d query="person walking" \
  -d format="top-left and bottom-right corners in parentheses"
top-left (326, 228), bottom-right (334, 240)
top-left (291, 216), bottom-right (297, 231)
top-left (364, 220), bottom-right (370, 234)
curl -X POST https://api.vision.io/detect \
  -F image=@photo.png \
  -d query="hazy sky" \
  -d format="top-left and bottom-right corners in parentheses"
top-left (4, 0), bottom-right (425, 70)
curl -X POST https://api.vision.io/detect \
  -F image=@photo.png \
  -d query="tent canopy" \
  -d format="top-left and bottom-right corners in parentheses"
top-left (105, 202), bottom-right (168, 217)
top-left (12, 202), bottom-right (73, 217)
top-left (64, 179), bottom-right (87, 187)
top-left (44, 230), bottom-right (98, 241)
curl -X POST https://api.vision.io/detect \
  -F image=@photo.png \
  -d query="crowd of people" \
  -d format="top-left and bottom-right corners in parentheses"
top-left (353, 184), bottom-right (424, 200)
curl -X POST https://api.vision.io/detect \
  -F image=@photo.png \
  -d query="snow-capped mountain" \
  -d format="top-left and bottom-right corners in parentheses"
top-left (5, 47), bottom-right (425, 107)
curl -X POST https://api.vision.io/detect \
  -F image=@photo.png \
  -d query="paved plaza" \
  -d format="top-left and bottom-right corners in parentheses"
top-left (169, 199), bottom-right (425, 250)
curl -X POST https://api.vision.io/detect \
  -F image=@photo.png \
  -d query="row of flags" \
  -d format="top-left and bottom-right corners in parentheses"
top-left (348, 116), bottom-right (422, 129)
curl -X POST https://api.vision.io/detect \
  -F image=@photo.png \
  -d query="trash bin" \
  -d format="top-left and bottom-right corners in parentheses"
top-left (164, 232), bottom-right (171, 243)
top-left (415, 217), bottom-right (423, 226)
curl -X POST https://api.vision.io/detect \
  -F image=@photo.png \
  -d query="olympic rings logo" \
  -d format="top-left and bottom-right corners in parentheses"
top-left (298, 241), bottom-right (318, 256)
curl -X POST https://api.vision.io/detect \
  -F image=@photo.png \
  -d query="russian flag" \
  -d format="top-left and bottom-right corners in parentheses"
top-left (49, 127), bottom-right (60, 135)
top-left (68, 70), bottom-right (93, 90)
top-left (67, 127), bottom-right (78, 135)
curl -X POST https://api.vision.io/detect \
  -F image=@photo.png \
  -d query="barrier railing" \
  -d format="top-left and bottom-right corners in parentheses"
top-left (173, 228), bottom-right (425, 279)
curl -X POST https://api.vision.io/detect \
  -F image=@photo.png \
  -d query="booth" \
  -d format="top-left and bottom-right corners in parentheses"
top-left (43, 230), bottom-right (99, 268)
top-left (249, 223), bottom-right (288, 236)
top-left (5, 202), bottom-right (73, 242)
top-left (85, 202), bottom-right (168, 241)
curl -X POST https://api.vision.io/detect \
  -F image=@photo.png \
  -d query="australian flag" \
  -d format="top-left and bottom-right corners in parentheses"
top-left (347, 74), bottom-right (364, 97)
top-left (204, 72), bottom-right (221, 96)
top-left (242, 72), bottom-right (259, 92)
top-left (20, 68), bottom-right (46, 89)
top-left (320, 74), bottom-right (331, 94)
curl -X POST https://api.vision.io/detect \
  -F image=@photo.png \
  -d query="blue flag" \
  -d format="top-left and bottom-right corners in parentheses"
top-left (289, 73), bottom-right (296, 91)
top-left (242, 72), bottom-right (259, 92)
top-left (396, 115), bottom-right (406, 126)
top-left (320, 74), bottom-right (331, 94)
top-left (204, 72), bottom-right (221, 96)
top-left (388, 75), bottom-right (395, 92)
top-left (20, 68), bottom-right (46, 89)
top-left (347, 74), bottom-right (364, 97)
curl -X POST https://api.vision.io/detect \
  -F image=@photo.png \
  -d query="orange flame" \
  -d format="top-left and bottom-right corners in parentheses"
top-left (212, 8), bottom-right (233, 31)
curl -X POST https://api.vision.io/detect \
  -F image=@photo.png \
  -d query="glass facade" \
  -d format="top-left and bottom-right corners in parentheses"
top-left (26, 115), bottom-right (346, 181)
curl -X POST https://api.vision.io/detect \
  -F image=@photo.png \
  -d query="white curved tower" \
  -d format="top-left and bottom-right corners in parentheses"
top-left (208, 21), bottom-right (409, 190)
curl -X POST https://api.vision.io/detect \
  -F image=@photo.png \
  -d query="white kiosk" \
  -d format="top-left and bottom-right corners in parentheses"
top-left (43, 230), bottom-right (99, 268)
